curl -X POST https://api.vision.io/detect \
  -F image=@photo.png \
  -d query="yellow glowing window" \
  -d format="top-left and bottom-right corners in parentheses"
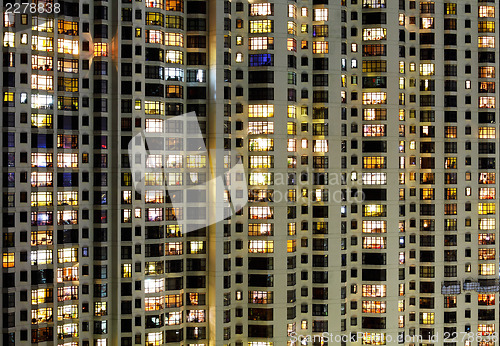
top-left (31, 75), bottom-right (53, 91)
top-left (362, 92), bottom-right (387, 105)
top-left (248, 173), bottom-right (273, 186)
top-left (478, 324), bottom-right (496, 336)
top-left (420, 63), bottom-right (435, 76)
top-left (32, 35), bottom-right (53, 51)
top-left (287, 38), bottom-right (297, 51)
top-left (362, 237), bottom-right (386, 249)
top-left (32, 308), bottom-right (53, 324)
top-left (57, 191), bottom-right (78, 206)
top-left (32, 17), bottom-right (55, 33)
top-left (445, 188), bottom-right (457, 200)
top-left (2, 253), bottom-right (14, 268)
top-left (248, 223), bottom-right (274, 236)
top-left (479, 203), bottom-right (496, 215)
top-left (479, 188), bottom-right (496, 200)
top-left (57, 153), bottom-right (78, 168)
top-left (363, 124), bottom-right (386, 137)
top-left (145, 12), bottom-right (164, 25)
top-left (93, 42), bottom-right (107, 57)
top-left (362, 220), bottom-right (387, 233)
top-left (250, 3), bottom-right (273, 16)
top-left (58, 20), bottom-right (78, 35)
top-left (420, 312), bottom-right (435, 324)
top-left (445, 3), bottom-right (456, 15)
top-left (479, 219), bottom-right (496, 231)
top-left (478, 249), bottom-right (496, 260)
top-left (288, 4), bottom-right (297, 18)
top-left (444, 157), bottom-right (457, 169)
top-left (362, 301), bottom-right (386, 313)
top-left (286, 139), bottom-right (296, 152)
top-left (249, 20), bottom-right (274, 33)
top-left (31, 250), bottom-right (53, 265)
top-left (249, 104), bottom-right (274, 117)
top-left (287, 21), bottom-right (297, 35)
top-left (478, 294), bottom-right (496, 305)
top-left (479, 97), bottom-right (496, 109)
top-left (363, 109), bottom-right (387, 121)
top-left (249, 206), bottom-right (273, 219)
top-left (165, 32), bottom-right (183, 46)
top-left (248, 240), bottom-right (274, 253)
top-left (479, 66), bottom-right (495, 78)
top-left (312, 41), bottom-right (328, 54)
top-left (32, 55), bottom-right (53, 70)
top-left (313, 9), bottom-right (328, 21)
top-left (287, 239), bottom-right (297, 253)
top-left (363, 156), bottom-right (386, 169)
top-left (57, 248), bottom-right (78, 263)
top-left (478, 36), bottom-right (495, 48)
top-left (362, 173), bottom-right (387, 185)
top-left (249, 37), bottom-right (274, 50)
top-left (312, 139), bottom-right (328, 152)
top-left (249, 138), bottom-right (274, 151)
top-left (362, 28), bottom-right (386, 41)
top-left (288, 223), bottom-right (296, 236)
top-left (31, 192), bottom-right (53, 207)
top-left (166, 311), bottom-right (183, 325)
top-left (189, 241), bottom-right (205, 254)
top-left (248, 121), bottom-right (274, 134)
top-left (186, 155), bottom-right (206, 168)
top-left (287, 122), bottom-right (296, 135)
top-left (165, 50), bottom-right (183, 64)
top-left (479, 6), bottom-right (495, 18)
top-left (3, 32), bottom-right (14, 47)
top-left (57, 38), bottom-right (78, 54)
top-left (444, 126), bottom-right (457, 138)
top-left (478, 21), bottom-right (495, 33)
top-left (363, 205), bottom-right (386, 217)
top-left (362, 284), bottom-right (386, 297)
top-left (145, 29), bottom-right (163, 44)
top-left (479, 264), bottom-right (496, 276)
top-left (146, 332), bottom-right (163, 346)
top-left (479, 127), bottom-right (496, 139)
top-left (32, 289), bottom-right (52, 305)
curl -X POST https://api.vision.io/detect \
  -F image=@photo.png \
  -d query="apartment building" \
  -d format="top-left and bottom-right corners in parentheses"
top-left (0, 0), bottom-right (498, 345)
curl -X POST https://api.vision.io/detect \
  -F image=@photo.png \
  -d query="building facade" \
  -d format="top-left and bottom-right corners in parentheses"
top-left (1, 0), bottom-right (498, 345)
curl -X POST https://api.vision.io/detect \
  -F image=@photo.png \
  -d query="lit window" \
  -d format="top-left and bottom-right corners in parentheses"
top-left (479, 6), bottom-right (495, 18)
top-left (362, 300), bottom-right (386, 313)
top-left (249, 206), bottom-right (274, 219)
top-left (165, 50), bottom-right (183, 64)
top-left (362, 220), bottom-right (387, 233)
top-left (249, 20), bottom-right (274, 33)
top-left (249, 37), bottom-right (274, 50)
top-left (249, 3), bottom-right (273, 16)
top-left (248, 240), bottom-right (274, 253)
top-left (165, 32), bottom-right (183, 46)
top-left (312, 41), bottom-right (328, 53)
top-left (478, 36), bottom-right (495, 48)
top-left (32, 35), bottom-right (54, 51)
top-left (287, 38), bottom-right (297, 51)
top-left (362, 28), bottom-right (387, 41)
top-left (420, 312), bottom-right (435, 324)
top-left (479, 96), bottom-right (496, 109)
top-left (420, 63), bottom-right (435, 76)
top-left (362, 237), bottom-right (386, 249)
top-left (313, 9), bottom-right (328, 21)
top-left (3, 32), bottom-right (14, 47)
top-left (362, 92), bottom-right (387, 105)
top-left (249, 138), bottom-right (274, 151)
top-left (479, 263), bottom-right (496, 276)
top-left (57, 38), bottom-right (79, 54)
top-left (248, 121), bottom-right (274, 134)
top-left (2, 252), bottom-right (14, 268)
top-left (479, 127), bottom-right (496, 139)
top-left (362, 284), bottom-right (386, 297)
top-left (249, 104), bottom-right (274, 117)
